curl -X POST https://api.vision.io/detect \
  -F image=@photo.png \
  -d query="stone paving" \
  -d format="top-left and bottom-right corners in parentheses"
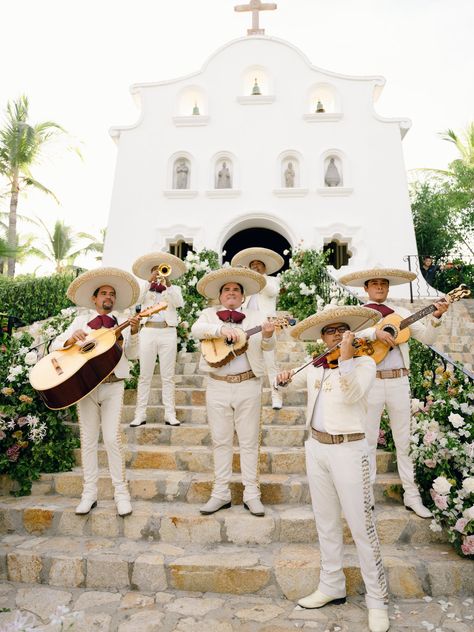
top-left (0, 583), bottom-right (473, 632)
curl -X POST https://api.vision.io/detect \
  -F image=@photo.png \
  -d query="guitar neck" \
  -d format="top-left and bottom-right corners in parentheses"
top-left (399, 300), bottom-right (444, 330)
top-left (245, 325), bottom-right (263, 338)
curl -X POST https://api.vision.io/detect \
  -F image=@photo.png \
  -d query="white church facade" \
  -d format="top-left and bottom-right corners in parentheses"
top-left (103, 9), bottom-right (418, 296)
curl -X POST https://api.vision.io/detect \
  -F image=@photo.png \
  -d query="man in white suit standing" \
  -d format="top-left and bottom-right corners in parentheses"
top-left (276, 304), bottom-right (390, 632)
top-left (231, 247), bottom-right (284, 409)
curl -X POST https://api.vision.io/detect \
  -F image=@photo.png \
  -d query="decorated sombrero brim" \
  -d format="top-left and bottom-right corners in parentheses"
top-left (231, 247), bottom-right (284, 275)
top-left (132, 252), bottom-right (187, 281)
top-left (291, 305), bottom-right (382, 341)
top-left (196, 266), bottom-right (266, 300)
top-left (67, 267), bottom-right (140, 311)
top-left (338, 268), bottom-right (416, 287)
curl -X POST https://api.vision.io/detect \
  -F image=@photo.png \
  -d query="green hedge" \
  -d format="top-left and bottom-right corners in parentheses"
top-left (0, 273), bottom-right (75, 325)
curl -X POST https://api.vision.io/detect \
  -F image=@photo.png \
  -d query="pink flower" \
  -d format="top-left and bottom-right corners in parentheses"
top-left (6, 445), bottom-right (20, 462)
top-left (424, 459), bottom-right (437, 469)
top-left (461, 535), bottom-right (474, 556)
top-left (423, 431), bottom-right (437, 445)
top-left (454, 517), bottom-right (469, 534)
top-left (430, 489), bottom-right (449, 510)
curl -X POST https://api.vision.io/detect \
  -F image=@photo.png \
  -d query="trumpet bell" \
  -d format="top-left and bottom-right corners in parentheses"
top-left (157, 263), bottom-right (172, 277)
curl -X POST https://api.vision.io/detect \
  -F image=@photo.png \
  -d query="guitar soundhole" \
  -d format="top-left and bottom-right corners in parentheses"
top-left (81, 341), bottom-right (97, 353)
top-left (383, 325), bottom-right (398, 338)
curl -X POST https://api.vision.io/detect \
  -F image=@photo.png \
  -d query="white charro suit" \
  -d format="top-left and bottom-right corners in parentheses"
top-left (278, 356), bottom-right (388, 610)
top-left (52, 311), bottom-right (138, 502)
top-left (134, 281), bottom-right (184, 422)
top-left (244, 274), bottom-right (281, 404)
top-left (191, 307), bottom-right (275, 502)
top-left (358, 302), bottom-right (444, 503)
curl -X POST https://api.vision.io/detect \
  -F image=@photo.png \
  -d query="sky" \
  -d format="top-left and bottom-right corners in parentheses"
top-left (1, 0), bottom-right (473, 274)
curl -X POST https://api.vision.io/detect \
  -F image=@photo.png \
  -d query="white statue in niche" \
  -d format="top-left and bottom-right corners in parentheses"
top-left (216, 161), bottom-right (232, 189)
top-left (324, 157), bottom-right (342, 187)
top-left (284, 161), bottom-right (295, 188)
top-left (175, 159), bottom-right (190, 189)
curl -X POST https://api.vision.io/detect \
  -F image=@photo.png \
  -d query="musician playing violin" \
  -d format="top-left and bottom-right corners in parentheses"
top-left (51, 268), bottom-right (141, 517)
top-left (191, 267), bottom-right (276, 517)
top-left (340, 268), bottom-right (450, 519)
top-left (275, 305), bottom-right (390, 632)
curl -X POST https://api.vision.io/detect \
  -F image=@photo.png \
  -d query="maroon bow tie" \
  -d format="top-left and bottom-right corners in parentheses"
top-left (365, 303), bottom-right (394, 317)
top-left (87, 314), bottom-right (117, 329)
top-left (312, 356), bottom-right (330, 369)
top-left (216, 310), bottom-right (246, 324)
top-left (150, 282), bottom-right (166, 293)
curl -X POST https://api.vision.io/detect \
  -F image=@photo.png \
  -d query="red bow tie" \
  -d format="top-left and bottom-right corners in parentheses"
top-left (87, 314), bottom-right (117, 329)
top-left (216, 310), bottom-right (246, 324)
top-left (150, 282), bottom-right (167, 293)
top-left (364, 303), bottom-right (394, 317)
top-left (313, 356), bottom-right (330, 369)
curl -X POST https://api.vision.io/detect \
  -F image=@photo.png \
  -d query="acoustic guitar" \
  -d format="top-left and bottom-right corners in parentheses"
top-left (368, 284), bottom-right (470, 364)
top-left (29, 303), bottom-right (167, 410)
top-left (201, 316), bottom-right (295, 368)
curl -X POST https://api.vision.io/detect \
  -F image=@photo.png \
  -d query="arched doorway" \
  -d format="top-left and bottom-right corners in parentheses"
top-left (222, 227), bottom-right (292, 272)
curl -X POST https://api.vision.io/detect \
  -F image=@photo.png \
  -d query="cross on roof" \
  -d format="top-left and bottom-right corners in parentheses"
top-left (234, 0), bottom-right (277, 35)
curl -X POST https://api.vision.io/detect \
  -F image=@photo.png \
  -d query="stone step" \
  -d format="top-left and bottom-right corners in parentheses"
top-left (0, 497), bottom-right (447, 547)
top-left (22, 469), bottom-right (404, 506)
top-left (0, 534), bottom-right (470, 598)
top-left (73, 444), bottom-right (397, 476)
top-left (121, 404), bottom-right (307, 425)
top-left (123, 387), bottom-right (308, 407)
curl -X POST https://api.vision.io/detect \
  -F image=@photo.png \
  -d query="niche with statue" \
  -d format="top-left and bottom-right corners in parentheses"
top-left (173, 158), bottom-right (191, 189)
top-left (324, 156), bottom-right (343, 187)
top-left (215, 159), bottom-right (233, 189)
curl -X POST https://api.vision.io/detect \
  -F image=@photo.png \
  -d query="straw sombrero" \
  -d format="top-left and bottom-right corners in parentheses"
top-left (231, 247), bottom-right (284, 275)
top-left (67, 267), bottom-right (140, 311)
top-left (196, 266), bottom-right (266, 300)
top-left (291, 305), bottom-right (382, 341)
top-left (339, 268), bottom-right (416, 288)
top-left (132, 252), bottom-right (187, 281)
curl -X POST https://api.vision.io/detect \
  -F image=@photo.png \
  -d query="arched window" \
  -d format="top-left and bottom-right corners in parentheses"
top-left (323, 240), bottom-right (352, 269)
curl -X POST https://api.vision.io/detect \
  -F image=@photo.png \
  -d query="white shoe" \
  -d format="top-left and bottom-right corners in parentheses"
top-left (368, 608), bottom-right (390, 632)
top-left (115, 498), bottom-right (133, 517)
top-left (404, 496), bottom-right (432, 518)
top-left (75, 497), bottom-right (97, 515)
top-left (298, 589), bottom-right (346, 609)
top-left (164, 417), bottom-right (181, 426)
top-left (130, 417), bottom-right (146, 427)
top-left (199, 497), bottom-right (231, 515)
top-left (244, 498), bottom-right (265, 516)
top-left (272, 395), bottom-right (283, 410)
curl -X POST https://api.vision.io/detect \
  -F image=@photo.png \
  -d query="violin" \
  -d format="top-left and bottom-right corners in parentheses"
top-left (324, 337), bottom-right (375, 369)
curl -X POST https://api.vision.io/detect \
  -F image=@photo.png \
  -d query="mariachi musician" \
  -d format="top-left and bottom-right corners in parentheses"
top-left (51, 268), bottom-right (141, 517)
top-left (231, 247), bottom-right (285, 410)
top-left (130, 252), bottom-right (186, 427)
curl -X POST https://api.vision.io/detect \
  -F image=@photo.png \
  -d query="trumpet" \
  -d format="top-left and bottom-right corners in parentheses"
top-left (153, 263), bottom-right (172, 283)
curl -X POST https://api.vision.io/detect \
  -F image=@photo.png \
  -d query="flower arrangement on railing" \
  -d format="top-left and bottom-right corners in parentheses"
top-left (174, 249), bottom-right (220, 352)
top-left (410, 359), bottom-right (474, 558)
top-left (0, 308), bottom-right (79, 495)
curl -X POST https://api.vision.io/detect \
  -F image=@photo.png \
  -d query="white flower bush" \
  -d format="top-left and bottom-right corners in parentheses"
top-left (411, 364), bottom-right (474, 558)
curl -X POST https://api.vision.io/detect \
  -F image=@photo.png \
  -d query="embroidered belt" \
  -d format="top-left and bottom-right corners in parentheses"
top-left (312, 429), bottom-right (365, 444)
top-left (102, 374), bottom-right (124, 384)
top-left (144, 321), bottom-right (171, 329)
top-left (209, 370), bottom-right (256, 384)
top-left (376, 368), bottom-right (409, 379)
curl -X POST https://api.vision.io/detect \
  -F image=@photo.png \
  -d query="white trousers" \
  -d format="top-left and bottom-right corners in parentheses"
top-left (206, 377), bottom-right (262, 502)
top-left (366, 376), bottom-right (420, 502)
top-left (77, 381), bottom-right (129, 500)
top-left (135, 326), bottom-right (177, 420)
top-left (305, 437), bottom-right (388, 610)
top-left (264, 349), bottom-right (282, 404)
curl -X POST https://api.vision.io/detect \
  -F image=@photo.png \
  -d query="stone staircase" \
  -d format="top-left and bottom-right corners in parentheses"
top-left (1, 338), bottom-right (473, 600)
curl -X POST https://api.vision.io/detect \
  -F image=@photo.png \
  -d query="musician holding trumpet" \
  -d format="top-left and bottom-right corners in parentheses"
top-left (276, 305), bottom-right (390, 632)
top-left (130, 253), bottom-right (186, 427)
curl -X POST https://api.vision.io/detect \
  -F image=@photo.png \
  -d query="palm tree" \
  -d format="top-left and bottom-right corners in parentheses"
top-left (0, 95), bottom-right (77, 277)
top-left (439, 122), bottom-right (474, 169)
top-left (36, 219), bottom-right (98, 273)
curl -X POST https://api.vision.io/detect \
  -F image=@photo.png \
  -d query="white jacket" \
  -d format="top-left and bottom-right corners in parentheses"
top-left (191, 307), bottom-right (275, 377)
top-left (243, 275), bottom-right (280, 317)
top-left (358, 302), bottom-right (443, 369)
top-left (51, 311), bottom-right (138, 379)
top-left (138, 281), bottom-right (184, 327)
top-left (282, 356), bottom-right (376, 435)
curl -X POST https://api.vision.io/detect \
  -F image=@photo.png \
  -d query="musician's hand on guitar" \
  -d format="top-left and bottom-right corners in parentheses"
top-left (129, 315), bottom-right (141, 334)
top-left (261, 319), bottom-right (275, 339)
top-left (276, 370), bottom-right (293, 387)
top-left (433, 301), bottom-right (448, 318)
top-left (375, 329), bottom-right (396, 348)
top-left (65, 329), bottom-right (88, 346)
top-left (220, 326), bottom-right (239, 343)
